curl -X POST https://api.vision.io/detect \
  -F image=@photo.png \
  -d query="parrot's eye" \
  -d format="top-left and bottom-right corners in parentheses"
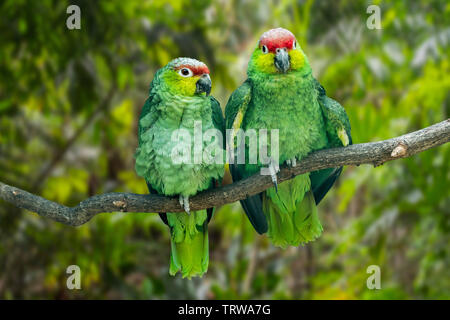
top-left (292, 40), bottom-right (297, 49)
top-left (178, 68), bottom-right (193, 77)
top-left (261, 45), bottom-right (268, 54)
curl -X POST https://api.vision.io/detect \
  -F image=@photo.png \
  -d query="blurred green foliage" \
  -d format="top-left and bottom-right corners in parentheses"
top-left (0, 0), bottom-right (449, 299)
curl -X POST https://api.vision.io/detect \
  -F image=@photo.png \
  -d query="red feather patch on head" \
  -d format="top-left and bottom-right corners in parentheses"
top-left (175, 64), bottom-right (209, 76)
top-left (176, 64), bottom-right (209, 76)
top-left (259, 28), bottom-right (296, 53)
top-left (171, 57), bottom-right (210, 76)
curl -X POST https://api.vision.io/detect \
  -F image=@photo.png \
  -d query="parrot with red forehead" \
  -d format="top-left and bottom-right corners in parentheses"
top-left (135, 57), bottom-right (225, 277)
top-left (225, 28), bottom-right (351, 247)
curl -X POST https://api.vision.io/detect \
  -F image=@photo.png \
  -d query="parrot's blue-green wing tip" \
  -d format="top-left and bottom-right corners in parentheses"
top-left (230, 163), bottom-right (268, 234)
top-left (310, 167), bottom-right (342, 205)
top-left (240, 193), bottom-right (268, 234)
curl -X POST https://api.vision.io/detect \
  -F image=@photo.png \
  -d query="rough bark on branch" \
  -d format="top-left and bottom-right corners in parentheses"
top-left (0, 119), bottom-right (449, 226)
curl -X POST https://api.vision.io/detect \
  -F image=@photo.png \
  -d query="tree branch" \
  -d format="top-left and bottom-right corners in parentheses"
top-left (1, 119), bottom-right (449, 226)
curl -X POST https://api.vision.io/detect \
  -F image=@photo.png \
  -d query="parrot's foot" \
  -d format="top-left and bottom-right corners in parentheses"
top-left (269, 158), bottom-right (279, 193)
top-left (286, 157), bottom-right (297, 167)
top-left (179, 195), bottom-right (190, 214)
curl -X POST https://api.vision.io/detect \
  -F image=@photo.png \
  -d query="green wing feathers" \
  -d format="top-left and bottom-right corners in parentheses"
top-left (225, 80), bottom-right (269, 234)
top-left (210, 96), bottom-right (226, 156)
top-left (137, 71), bottom-right (163, 145)
top-left (210, 96), bottom-right (225, 136)
top-left (224, 79), bottom-right (252, 130)
top-left (311, 78), bottom-right (352, 204)
top-left (315, 79), bottom-right (352, 147)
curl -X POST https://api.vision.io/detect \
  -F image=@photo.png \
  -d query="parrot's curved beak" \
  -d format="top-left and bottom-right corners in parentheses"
top-left (274, 49), bottom-right (290, 73)
top-left (195, 74), bottom-right (212, 96)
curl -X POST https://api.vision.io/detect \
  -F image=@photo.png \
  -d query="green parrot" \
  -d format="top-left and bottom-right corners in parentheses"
top-left (135, 57), bottom-right (225, 278)
top-left (225, 28), bottom-right (351, 248)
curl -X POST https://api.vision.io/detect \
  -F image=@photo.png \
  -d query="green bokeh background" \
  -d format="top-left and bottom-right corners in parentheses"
top-left (0, 0), bottom-right (449, 299)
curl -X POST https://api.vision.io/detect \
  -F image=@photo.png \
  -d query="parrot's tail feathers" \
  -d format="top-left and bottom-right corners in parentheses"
top-left (263, 175), bottom-right (322, 248)
top-left (168, 212), bottom-right (209, 279)
top-left (293, 190), bottom-right (323, 243)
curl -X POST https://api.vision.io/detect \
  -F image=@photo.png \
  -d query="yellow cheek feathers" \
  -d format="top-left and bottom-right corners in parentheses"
top-left (253, 51), bottom-right (277, 74)
top-left (163, 70), bottom-right (199, 96)
top-left (289, 49), bottom-right (306, 71)
top-left (251, 47), bottom-right (307, 74)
